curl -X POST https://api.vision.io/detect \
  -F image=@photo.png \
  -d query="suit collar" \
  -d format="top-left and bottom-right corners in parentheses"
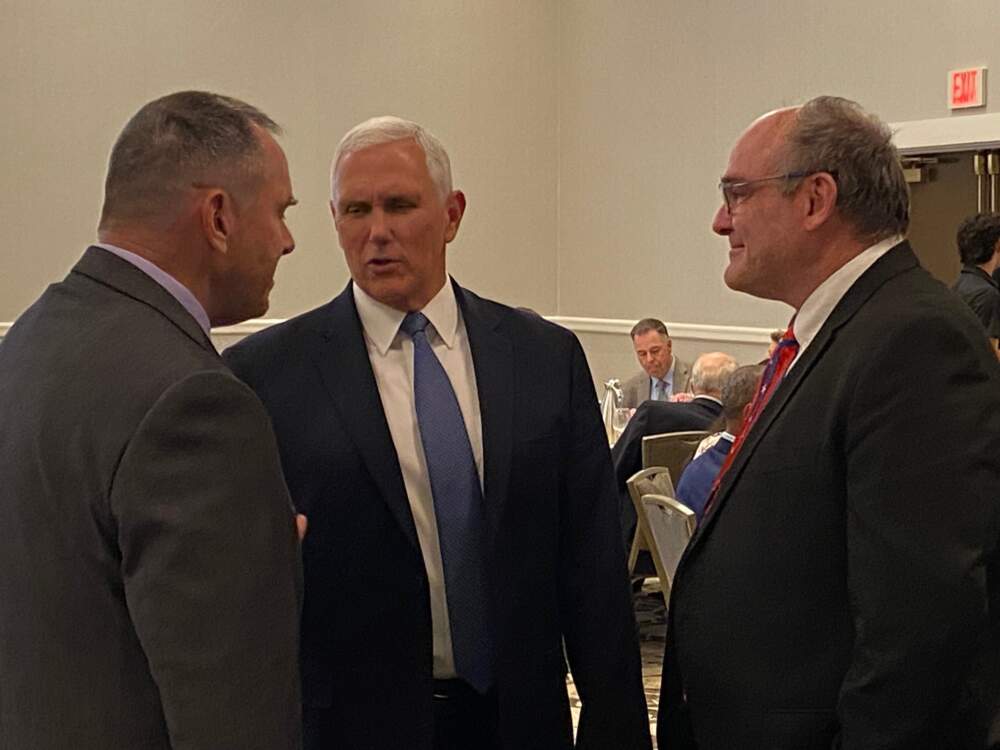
top-left (306, 278), bottom-right (515, 551)
top-left (72, 246), bottom-right (216, 353)
top-left (687, 241), bottom-right (918, 550)
top-left (451, 282), bottom-right (514, 541)
top-left (792, 233), bottom-right (901, 357)
top-left (307, 283), bottom-right (420, 550)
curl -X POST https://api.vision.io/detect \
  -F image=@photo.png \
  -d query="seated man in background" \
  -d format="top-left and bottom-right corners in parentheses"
top-left (621, 318), bottom-right (691, 406)
top-left (952, 212), bottom-right (1000, 357)
top-left (612, 351), bottom-right (737, 548)
top-left (675, 363), bottom-right (764, 523)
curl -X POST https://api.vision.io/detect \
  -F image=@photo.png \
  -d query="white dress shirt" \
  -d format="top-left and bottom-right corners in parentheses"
top-left (352, 278), bottom-right (483, 679)
top-left (789, 234), bottom-right (902, 371)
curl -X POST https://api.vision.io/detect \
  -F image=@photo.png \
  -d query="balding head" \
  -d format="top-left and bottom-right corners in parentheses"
top-left (690, 352), bottom-right (738, 398)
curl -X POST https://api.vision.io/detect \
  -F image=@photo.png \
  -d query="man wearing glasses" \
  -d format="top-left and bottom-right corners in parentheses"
top-left (658, 96), bottom-right (1000, 749)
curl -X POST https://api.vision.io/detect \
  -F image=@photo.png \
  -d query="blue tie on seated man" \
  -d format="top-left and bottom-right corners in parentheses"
top-left (674, 363), bottom-right (764, 523)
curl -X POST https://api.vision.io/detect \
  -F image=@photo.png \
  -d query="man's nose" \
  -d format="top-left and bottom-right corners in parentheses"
top-left (712, 203), bottom-right (733, 236)
top-left (369, 209), bottom-right (391, 244)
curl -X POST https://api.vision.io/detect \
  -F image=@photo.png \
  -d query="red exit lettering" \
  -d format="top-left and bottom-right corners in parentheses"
top-left (950, 67), bottom-right (986, 109)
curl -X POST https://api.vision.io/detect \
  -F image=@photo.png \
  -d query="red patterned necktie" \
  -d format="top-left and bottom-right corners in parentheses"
top-left (705, 322), bottom-right (799, 512)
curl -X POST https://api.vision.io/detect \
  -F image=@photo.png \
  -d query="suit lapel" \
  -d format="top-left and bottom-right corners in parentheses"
top-left (73, 246), bottom-right (216, 353)
top-left (455, 282), bottom-right (514, 544)
top-left (686, 242), bottom-right (919, 553)
top-left (309, 285), bottom-right (419, 550)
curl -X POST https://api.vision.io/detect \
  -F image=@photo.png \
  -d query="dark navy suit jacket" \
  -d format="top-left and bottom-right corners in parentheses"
top-left (224, 280), bottom-right (651, 750)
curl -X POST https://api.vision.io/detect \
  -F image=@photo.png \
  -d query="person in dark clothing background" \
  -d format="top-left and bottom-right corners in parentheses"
top-left (953, 212), bottom-right (1000, 358)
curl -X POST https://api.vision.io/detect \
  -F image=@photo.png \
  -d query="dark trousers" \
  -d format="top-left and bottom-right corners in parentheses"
top-left (302, 680), bottom-right (501, 750)
top-left (433, 679), bottom-right (501, 750)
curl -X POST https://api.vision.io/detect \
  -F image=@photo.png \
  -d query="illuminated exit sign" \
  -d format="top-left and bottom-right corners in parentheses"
top-left (949, 67), bottom-right (986, 109)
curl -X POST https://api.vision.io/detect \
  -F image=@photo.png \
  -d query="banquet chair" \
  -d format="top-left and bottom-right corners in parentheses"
top-left (625, 466), bottom-right (675, 575)
top-left (640, 493), bottom-right (696, 604)
top-left (641, 430), bottom-right (710, 485)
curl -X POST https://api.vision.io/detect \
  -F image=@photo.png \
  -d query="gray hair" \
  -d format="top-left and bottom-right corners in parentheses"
top-left (630, 317), bottom-right (670, 339)
top-left (721, 364), bottom-right (765, 422)
top-left (99, 91), bottom-right (279, 228)
top-left (330, 116), bottom-right (453, 199)
top-left (690, 352), bottom-right (738, 397)
top-left (779, 96), bottom-right (909, 243)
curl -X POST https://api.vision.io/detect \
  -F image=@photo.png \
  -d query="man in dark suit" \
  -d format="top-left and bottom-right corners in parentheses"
top-left (952, 212), bottom-right (1000, 357)
top-left (659, 96), bottom-right (1000, 749)
top-left (224, 116), bottom-right (650, 750)
top-left (0, 92), bottom-right (303, 750)
top-left (612, 351), bottom-right (735, 546)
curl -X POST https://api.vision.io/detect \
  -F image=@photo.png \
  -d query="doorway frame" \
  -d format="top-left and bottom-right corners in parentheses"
top-left (893, 112), bottom-right (1000, 155)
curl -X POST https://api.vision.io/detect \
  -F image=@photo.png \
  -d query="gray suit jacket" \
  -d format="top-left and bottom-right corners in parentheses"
top-left (621, 357), bottom-right (692, 407)
top-left (0, 247), bottom-right (303, 750)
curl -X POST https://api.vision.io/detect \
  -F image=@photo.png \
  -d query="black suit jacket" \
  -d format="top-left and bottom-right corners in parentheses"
top-left (611, 396), bottom-right (723, 545)
top-left (224, 280), bottom-right (651, 750)
top-left (0, 248), bottom-right (302, 749)
top-left (659, 243), bottom-right (1000, 750)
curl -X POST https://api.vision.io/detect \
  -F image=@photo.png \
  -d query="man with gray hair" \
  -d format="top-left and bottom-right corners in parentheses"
top-left (224, 116), bottom-right (650, 749)
top-left (0, 91), bottom-right (303, 749)
top-left (660, 96), bottom-right (1000, 749)
top-left (674, 363), bottom-right (764, 523)
top-left (611, 351), bottom-right (736, 548)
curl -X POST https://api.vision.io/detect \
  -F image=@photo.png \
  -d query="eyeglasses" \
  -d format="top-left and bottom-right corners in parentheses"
top-left (718, 170), bottom-right (817, 213)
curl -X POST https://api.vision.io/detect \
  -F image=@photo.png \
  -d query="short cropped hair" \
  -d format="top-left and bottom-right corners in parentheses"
top-left (780, 96), bottom-right (909, 242)
top-left (690, 353), bottom-right (737, 397)
top-left (99, 91), bottom-right (279, 227)
top-left (331, 116), bottom-right (453, 199)
top-left (630, 318), bottom-right (669, 339)
top-left (769, 329), bottom-right (784, 344)
top-left (721, 364), bottom-right (765, 422)
top-left (956, 213), bottom-right (1000, 266)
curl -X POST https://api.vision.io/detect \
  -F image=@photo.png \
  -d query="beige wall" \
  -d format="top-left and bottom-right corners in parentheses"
top-left (0, 0), bottom-right (559, 323)
top-left (4, 0), bottom-right (1000, 386)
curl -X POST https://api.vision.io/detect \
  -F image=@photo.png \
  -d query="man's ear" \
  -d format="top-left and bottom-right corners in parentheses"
top-left (201, 189), bottom-right (233, 253)
top-left (802, 172), bottom-right (838, 231)
top-left (443, 190), bottom-right (466, 243)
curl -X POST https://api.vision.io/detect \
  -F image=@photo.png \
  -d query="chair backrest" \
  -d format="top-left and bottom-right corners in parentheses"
top-left (641, 430), bottom-right (710, 483)
top-left (640, 493), bottom-right (696, 597)
top-left (624, 467), bottom-right (676, 572)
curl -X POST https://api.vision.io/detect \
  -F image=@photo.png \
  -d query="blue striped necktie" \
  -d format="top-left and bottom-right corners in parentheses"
top-left (399, 312), bottom-right (494, 693)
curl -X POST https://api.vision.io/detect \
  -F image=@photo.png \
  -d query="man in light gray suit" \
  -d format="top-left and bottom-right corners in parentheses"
top-left (621, 317), bottom-right (691, 406)
top-left (0, 91), bottom-right (303, 750)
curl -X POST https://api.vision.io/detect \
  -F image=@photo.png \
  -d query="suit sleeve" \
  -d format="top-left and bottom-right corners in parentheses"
top-left (110, 371), bottom-right (303, 750)
top-left (837, 313), bottom-right (1000, 748)
top-left (559, 338), bottom-right (652, 749)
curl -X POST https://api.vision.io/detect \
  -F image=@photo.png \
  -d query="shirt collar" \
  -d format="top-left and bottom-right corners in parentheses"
top-left (793, 234), bottom-right (902, 354)
top-left (961, 265), bottom-right (999, 288)
top-left (352, 277), bottom-right (458, 356)
top-left (694, 394), bottom-right (723, 406)
top-left (95, 243), bottom-right (211, 334)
